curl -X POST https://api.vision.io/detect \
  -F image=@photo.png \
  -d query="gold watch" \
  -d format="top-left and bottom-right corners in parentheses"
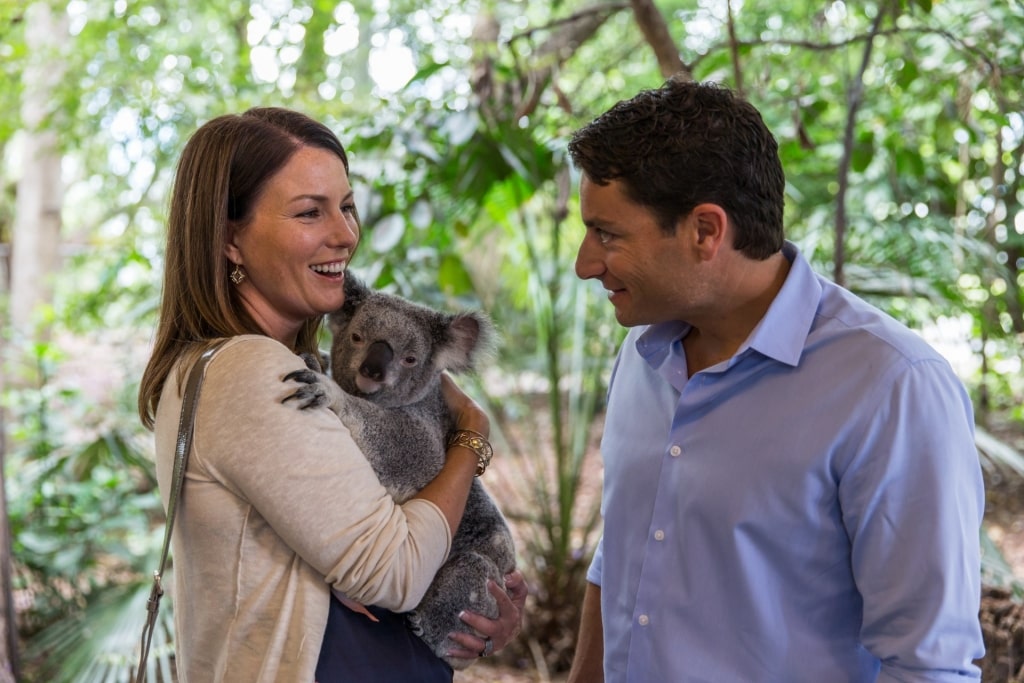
top-left (447, 429), bottom-right (493, 476)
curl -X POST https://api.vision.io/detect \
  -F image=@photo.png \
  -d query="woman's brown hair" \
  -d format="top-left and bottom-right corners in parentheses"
top-left (138, 108), bottom-right (352, 429)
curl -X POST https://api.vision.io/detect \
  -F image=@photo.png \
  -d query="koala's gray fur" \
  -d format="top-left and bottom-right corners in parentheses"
top-left (283, 274), bottom-right (516, 670)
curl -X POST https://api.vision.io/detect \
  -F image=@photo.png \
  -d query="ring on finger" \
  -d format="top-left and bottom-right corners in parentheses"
top-left (479, 637), bottom-right (494, 657)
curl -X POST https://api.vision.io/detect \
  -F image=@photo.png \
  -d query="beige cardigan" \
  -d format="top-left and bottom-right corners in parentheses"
top-left (154, 335), bottom-right (451, 682)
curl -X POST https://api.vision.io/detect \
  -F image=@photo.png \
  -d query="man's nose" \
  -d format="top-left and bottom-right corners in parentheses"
top-left (574, 234), bottom-right (604, 280)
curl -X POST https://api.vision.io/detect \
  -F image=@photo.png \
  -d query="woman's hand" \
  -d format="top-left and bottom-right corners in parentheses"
top-left (446, 570), bottom-right (528, 659)
top-left (440, 373), bottom-right (489, 437)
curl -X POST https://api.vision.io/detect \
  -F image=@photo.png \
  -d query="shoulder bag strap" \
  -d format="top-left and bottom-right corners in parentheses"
top-left (134, 339), bottom-right (226, 683)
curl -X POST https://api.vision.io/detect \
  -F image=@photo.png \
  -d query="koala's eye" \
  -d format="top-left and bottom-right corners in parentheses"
top-left (351, 332), bottom-right (363, 343)
top-left (402, 355), bottom-right (418, 367)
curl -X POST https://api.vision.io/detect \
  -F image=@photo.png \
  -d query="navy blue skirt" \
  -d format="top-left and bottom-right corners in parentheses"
top-left (315, 595), bottom-right (454, 683)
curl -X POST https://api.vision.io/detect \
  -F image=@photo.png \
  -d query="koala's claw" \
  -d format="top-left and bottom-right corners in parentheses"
top-left (283, 369), bottom-right (317, 385)
top-left (282, 369), bottom-right (328, 409)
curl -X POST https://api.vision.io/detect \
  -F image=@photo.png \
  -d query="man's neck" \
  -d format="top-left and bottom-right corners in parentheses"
top-left (683, 251), bottom-right (791, 376)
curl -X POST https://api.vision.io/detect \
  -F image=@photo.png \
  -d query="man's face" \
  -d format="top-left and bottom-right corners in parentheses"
top-left (575, 176), bottom-right (704, 327)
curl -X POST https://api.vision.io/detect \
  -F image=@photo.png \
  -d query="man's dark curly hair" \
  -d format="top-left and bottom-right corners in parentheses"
top-left (567, 78), bottom-right (785, 260)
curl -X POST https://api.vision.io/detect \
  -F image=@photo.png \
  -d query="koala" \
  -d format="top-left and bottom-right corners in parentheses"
top-left (283, 273), bottom-right (517, 670)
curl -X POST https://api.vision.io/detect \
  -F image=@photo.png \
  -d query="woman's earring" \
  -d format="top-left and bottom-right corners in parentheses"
top-left (230, 264), bottom-right (246, 285)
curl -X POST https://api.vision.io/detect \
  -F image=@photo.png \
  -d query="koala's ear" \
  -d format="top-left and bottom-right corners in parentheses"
top-left (435, 311), bottom-right (496, 373)
top-left (343, 272), bottom-right (371, 306)
top-left (330, 272), bottom-right (370, 332)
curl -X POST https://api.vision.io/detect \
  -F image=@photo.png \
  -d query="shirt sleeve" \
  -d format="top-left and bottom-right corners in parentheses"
top-left (587, 535), bottom-right (604, 587)
top-left (586, 336), bottom-right (631, 591)
top-left (840, 357), bottom-right (984, 681)
top-left (190, 336), bottom-right (451, 612)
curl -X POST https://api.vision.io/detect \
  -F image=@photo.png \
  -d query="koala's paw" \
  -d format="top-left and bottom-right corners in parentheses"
top-left (298, 352), bottom-right (324, 372)
top-left (281, 369), bottom-right (330, 410)
top-left (407, 611), bottom-right (424, 636)
top-left (405, 552), bottom-right (502, 670)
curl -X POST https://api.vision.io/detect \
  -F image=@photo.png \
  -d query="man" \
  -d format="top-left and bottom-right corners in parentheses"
top-left (565, 78), bottom-right (985, 683)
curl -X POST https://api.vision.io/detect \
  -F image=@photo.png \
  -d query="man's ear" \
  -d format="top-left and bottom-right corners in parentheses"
top-left (689, 203), bottom-right (728, 260)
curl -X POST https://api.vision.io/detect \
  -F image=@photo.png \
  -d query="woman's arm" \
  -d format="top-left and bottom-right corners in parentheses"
top-left (409, 373), bottom-right (490, 533)
top-left (192, 337), bottom-right (453, 610)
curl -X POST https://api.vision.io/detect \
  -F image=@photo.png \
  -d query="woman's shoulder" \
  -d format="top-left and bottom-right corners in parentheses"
top-left (199, 335), bottom-right (310, 399)
top-left (211, 334), bottom-right (307, 368)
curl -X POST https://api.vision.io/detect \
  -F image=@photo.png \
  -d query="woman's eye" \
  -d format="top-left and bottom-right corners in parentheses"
top-left (299, 208), bottom-right (320, 218)
top-left (342, 203), bottom-right (357, 215)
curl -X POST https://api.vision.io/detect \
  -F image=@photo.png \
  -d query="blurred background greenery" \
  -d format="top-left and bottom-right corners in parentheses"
top-left (1, 0), bottom-right (1023, 680)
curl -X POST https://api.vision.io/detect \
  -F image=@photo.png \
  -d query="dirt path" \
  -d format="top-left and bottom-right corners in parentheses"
top-left (454, 663), bottom-right (558, 683)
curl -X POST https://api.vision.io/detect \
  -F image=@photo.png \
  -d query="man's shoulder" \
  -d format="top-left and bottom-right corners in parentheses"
top-left (813, 279), bottom-right (945, 365)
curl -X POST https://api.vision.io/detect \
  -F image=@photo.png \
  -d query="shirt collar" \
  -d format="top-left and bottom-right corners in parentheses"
top-left (636, 241), bottom-right (820, 369)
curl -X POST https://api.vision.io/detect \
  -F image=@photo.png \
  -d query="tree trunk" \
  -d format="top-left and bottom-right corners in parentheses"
top-left (0, 422), bottom-right (16, 683)
top-left (10, 1), bottom-right (66, 334)
top-left (1, 4), bottom-right (68, 677)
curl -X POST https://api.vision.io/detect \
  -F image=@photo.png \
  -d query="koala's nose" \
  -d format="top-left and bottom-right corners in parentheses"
top-left (360, 341), bottom-right (394, 381)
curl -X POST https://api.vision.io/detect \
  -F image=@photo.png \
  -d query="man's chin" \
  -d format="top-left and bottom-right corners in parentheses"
top-left (613, 305), bottom-right (670, 328)
top-left (613, 308), bottom-right (641, 328)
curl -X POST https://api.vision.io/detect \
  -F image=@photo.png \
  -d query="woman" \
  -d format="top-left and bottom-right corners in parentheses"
top-left (138, 107), bottom-right (526, 682)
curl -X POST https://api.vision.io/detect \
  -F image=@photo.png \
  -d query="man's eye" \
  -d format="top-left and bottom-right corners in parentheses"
top-left (596, 229), bottom-right (612, 244)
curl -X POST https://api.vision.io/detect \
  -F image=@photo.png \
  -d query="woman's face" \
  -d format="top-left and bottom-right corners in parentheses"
top-left (225, 145), bottom-right (360, 345)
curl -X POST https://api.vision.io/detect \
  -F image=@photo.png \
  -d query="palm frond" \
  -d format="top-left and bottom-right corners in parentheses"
top-left (22, 579), bottom-right (174, 683)
top-left (976, 425), bottom-right (1024, 479)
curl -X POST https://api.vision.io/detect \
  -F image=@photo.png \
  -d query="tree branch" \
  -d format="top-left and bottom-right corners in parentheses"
top-left (507, 3), bottom-right (630, 118)
top-left (629, 0), bottom-right (689, 79)
top-left (834, 2), bottom-right (890, 287)
top-left (508, 3), bottom-right (629, 43)
top-left (727, 1), bottom-right (743, 95)
top-left (691, 24), bottom-right (1012, 79)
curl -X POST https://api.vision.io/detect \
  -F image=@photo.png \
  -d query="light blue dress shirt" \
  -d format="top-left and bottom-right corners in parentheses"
top-left (589, 242), bottom-right (985, 683)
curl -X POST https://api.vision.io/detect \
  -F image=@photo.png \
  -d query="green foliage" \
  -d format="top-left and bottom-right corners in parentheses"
top-left (2, 330), bottom-right (161, 679)
top-left (0, 1), bottom-right (26, 146)
top-left (20, 580), bottom-right (174, 683)
top-left (2, 0), bottom-right (1024, 678)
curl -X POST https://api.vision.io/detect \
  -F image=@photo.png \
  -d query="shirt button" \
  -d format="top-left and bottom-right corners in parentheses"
top-left (638, 614), bottom-right (650, 626)
top-left (670, 445), bottom-right (681, 457)
top-left (654, 530), bottom-right (665, 541)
